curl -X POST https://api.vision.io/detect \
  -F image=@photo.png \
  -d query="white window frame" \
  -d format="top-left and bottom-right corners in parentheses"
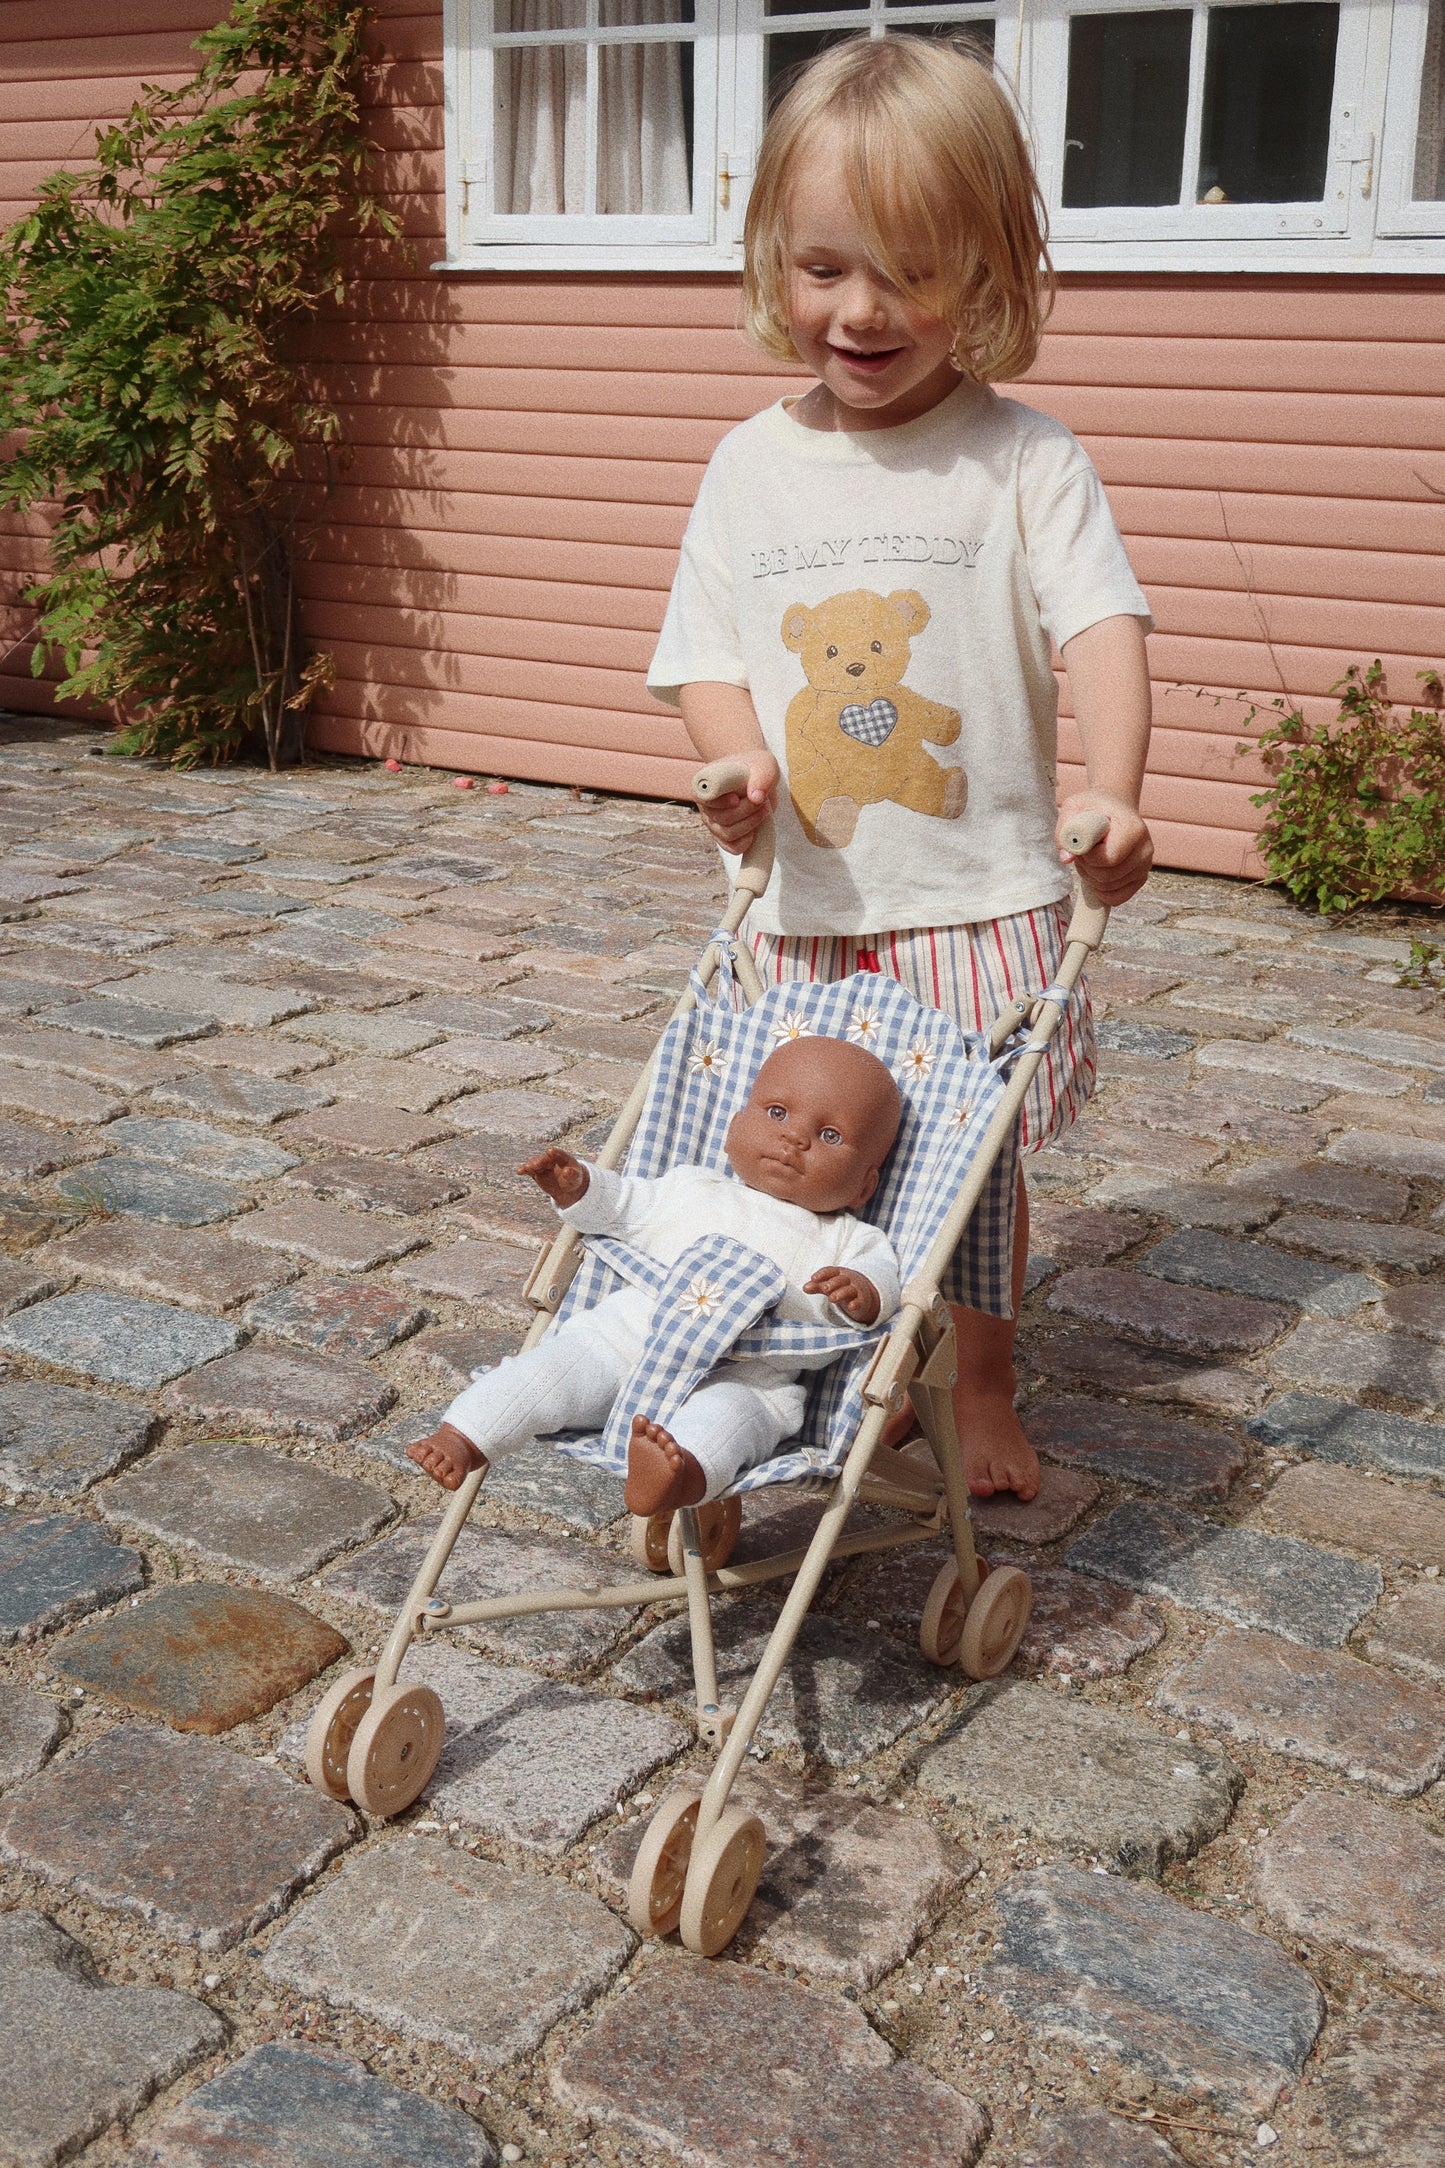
top-left (438, 0), bottom-right (1445, 269)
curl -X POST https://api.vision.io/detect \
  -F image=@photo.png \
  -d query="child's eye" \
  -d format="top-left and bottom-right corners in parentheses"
top-left (820, 1126), bottom-right (842, 1146)
top-left (766, 1104), bottom-right (787, 1122)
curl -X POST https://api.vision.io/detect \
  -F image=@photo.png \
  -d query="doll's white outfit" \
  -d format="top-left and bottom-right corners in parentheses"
top-left (440, 1162), bottom-right (901, 1499)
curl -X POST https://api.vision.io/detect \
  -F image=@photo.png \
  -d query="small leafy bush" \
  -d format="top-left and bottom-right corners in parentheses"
top-left (1246, 661), bottom-right (1445, 915)
top-left (0, 0), bottom-right (395, 768)
top-left (1396, 936), bottom-right (1445, 998)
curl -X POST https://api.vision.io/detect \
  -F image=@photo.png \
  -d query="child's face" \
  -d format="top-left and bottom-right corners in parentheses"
top-left (725, 1037), bottom-right (900, 1216)
top-left (784, 123), bottom-right (960, 431)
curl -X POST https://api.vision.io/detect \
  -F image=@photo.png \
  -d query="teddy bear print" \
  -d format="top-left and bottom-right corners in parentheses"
top-left (780, 588), bottom-right (967, 849)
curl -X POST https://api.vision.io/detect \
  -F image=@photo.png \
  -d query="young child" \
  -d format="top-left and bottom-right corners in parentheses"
top-left (647, 35), bottom-right (1155, 1502)
top-left (408, 1035), bottom-right (902, 1513)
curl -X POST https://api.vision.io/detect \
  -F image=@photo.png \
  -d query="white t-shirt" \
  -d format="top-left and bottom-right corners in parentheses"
top-left (648, 380), bottom-right (1151, 936)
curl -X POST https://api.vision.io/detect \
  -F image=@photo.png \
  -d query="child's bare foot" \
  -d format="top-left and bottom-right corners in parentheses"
top-left (407, 1422), bottom-right (487, 1492)
top-left (625, 1416), bottom-right (707, 1516)
top-left (960, 1394), bottom-right (1040, 1500)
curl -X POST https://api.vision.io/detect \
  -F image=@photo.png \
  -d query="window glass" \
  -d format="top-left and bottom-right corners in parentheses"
top-left (1198, 2), bottom-right (1340, 202)
top-left (1062, 11), bottom-right (1193, 207)
top-left (765, 17), bottom-right (994, 112)
top-left (1416, 0), bottom-right (1445, 197)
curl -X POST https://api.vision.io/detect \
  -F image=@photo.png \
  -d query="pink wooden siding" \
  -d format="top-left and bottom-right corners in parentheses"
top-left (2, 3), bottom-right (1443, 876)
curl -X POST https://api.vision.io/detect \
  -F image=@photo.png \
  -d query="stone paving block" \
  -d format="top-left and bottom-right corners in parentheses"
top-left (1084, 1171), bottom-right (1276, 1233)
top-left (1361, 1581), bottom-right (1445, 1685)
top-left (550, 1018), bottom-right (658, 1066)
top-left (1248, 1389), bottom-right (1445, 1480)
top-left (280, 1006), bottom-right (444, 1056)
top-left (1013, 1566), bottom-right (1165, 1679)
top-left (919, 1682), bottom-right (1240, 1875)
top-left (1269, 1212), bottom-right (1445, 1272)
top-left (595, 1761), bottom-right (972, 1987)
top-left (1120, 1087), bottom-right (1324, 1153)
top-left (0, 1254), bottom-right (67, 1316)
top-left (1139, 1226), bottom-right (1381, 1318)
top-left (393, 1642), bottom-right (686, 1852)
top-left (1106, 924), bottom-right (1235, 958)
top-left (1157, 1626), bottom-right (1445, 1794)
top-left (327, 1518), bottom-right (634, 1674)
top-left (39, 996), bottom-right (219, 1048)
top-left (151, 1068), bottom-right (334, 1125)
top-left (443, 1087), bottom-right (590, 1144)
top-left (0, 1116), bottom-right (98, 1177)
top-left (1197, 1039), bottom-right (1405, 1097)
top-left (409, 1325), bottom-right (520, 1392)
top-left (0, 1723), bottom-right (352, 1947)
top-left (1028, 1331), bottom-right (1267, 1416)
top-left (162, 1344), bottom-right (396, 1440)
top-left (1026, 1395), bottom-right (1246, 1499)
top-left (283, 1151), bottom-right (464, 1218)
top-left (0, 1062), bottom-right (125, 1124)
top-left (55, 1583), bottom-right (347, 1733)
top-left (0, 1378), bottom-right (157, 1501)
top-left (0, 1186), bottom-right (79, 1251)
top-left (406, 994), bottom-right (547, 1040)
top-left (117, 971), bottom-right (315, 1029)
top-left (0, 1682), bottom-right (64, 1791)
top-left (483, 1437), bottom-right (626, 1531)
top-left (1321, 2003), bottom-right (1445, 2168)
top-left (1027, 1201), bottom-right (1151, 1268)
top-left (182, 1029), bottom-right (333, 1078)
top-left (421, 1035), bottom-right (565, 1083)
top-left (1094, 1017), bottom-right (1195, 1059)
top-left (616, 1605), bottom-right (949, 1765)
top-left (503, 971), bottom-right (657, 1023)
top-left (245, 1276), bottom-right (428, 1359)
top-left (131, 2040), bottom-right (500, 2168)
top-left (309, 1055), bottom-right (468, 1113)
top-left (279, 1102), bottom-right (453, 1157)
top-left (1054, 1121), bottom-right (1224, 1176)
top-left (552, 1954), bottom-right (988, 2168)
top-left (0, 1021), bottom-right (185, 1091)
top-left (102, 1439), bottom-right (395, 1579)
top-left (1019, 2104), bottom-right (1188, 2166)
top-left (985, 1864), bottom-right (1323, 2114)
top-left (55, 1155), bottom-right (248, 1227)
top-left (1256, 1791), bottom-right (1445, 1979)
top-left (1232, 1155), bottom-right (1409, 1220)
top-left (1253, 1459), bottom-right (1445, 1569)
top-left (393, 1237), bottom-right (533, 1317)
top-left (0, 1909), bottom-right (224, 2168)
top-left (969, 1459), bottom-right (1102, 1544)
top-left (1327, 1126), bottom-right (1445, 1179)
top-left (352, 1401), bottom-right (451, 1474)
top-left (1289, 1021), bottom-right (1445, 1073)
top-left (1382, 1284), bottom-right (1445, 1342)
top-left (1048, 1267), bottom-right (1292, 1354)
top-left (0, 1288), bottom-right (239, 1387)
top-left (46, 1218), bottom-right (299, 1312)
top-left (0, 944), bottom-right (134, 988)
top-left (1065, 1501), bottom-right (1382, 1647)
top-left (1271, 1319), bottom-right (1445, 1410)
top-left (265, 1837), bottom-right (632, 2068)
top-left (0, 977), bottom-right (86, 1019)
top-left (229, 1200), bottom-right (427, 1270)
top-left (103, 1114), bottom-right (297, 1184)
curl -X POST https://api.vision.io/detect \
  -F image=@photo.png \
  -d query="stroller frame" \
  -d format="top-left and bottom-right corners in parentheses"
top-left (307, 764), bottom-right (1110, 1954)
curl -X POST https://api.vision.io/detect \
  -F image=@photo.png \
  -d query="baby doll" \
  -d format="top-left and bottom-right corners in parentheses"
top-left (407, 1035), bottom-right (902, 1514)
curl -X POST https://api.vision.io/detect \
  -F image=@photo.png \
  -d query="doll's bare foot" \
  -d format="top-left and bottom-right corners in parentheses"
top-left (625, 1416), bottom-right (707, 1516)
top-left (407, 1422), bottom-right (487, 1492)
top-left (960, 1394), bottom-right (1041, 1501)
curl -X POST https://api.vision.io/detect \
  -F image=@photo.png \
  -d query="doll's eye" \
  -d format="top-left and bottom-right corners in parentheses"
top-left (870, 641), bottom-right (882, 653)
top-left (766, 1104), bottom-right (787, 1122)
top-left (820, 1126), bottom-right (842, 1146)
top-left (825, 646), bottom-right (837, 659)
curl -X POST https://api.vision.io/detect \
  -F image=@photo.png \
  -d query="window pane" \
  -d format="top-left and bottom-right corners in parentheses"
top-left (1198, 3), bottom-right (1339, 203)
top-left (766, 0), bottom-right (864, 17)
top-left (494, 9), bottom-right (693, 213)
top-left (765, 27), bottom-right (861, 111)
top-left (600, 0), bottom-right (695, 21)
top-left (598, 39), bottom-right (693, 209)
top-left (1416, 0), bottom-right (1445, 199)
top-left (1063, 12), bottom-right (1192, 207)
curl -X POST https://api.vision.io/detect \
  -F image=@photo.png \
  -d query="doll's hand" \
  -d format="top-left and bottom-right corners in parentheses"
top-left (520, 1148), bottom-right (589, 1206)
top-left (698, 752), bottom-right (779, 854)
top-left (1056, 792), bottom-right (1154, 907)
top-left (805, 1266), bottom-right (880, 1325)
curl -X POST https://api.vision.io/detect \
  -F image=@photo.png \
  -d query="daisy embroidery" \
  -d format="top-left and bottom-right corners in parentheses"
top-left (899, 1039), bottom-right (935, 1080)
top-left (677, 1275), bottom-right (726, 1321)
top-left (687, 1041), bottom-right (727, 1080)
top-left (948, 1101), bottom-right (973, 1129)
top-left (768, 1013), bottom-right (814, 1046)
top-left (847, 1003), bottom-right (882, 1046)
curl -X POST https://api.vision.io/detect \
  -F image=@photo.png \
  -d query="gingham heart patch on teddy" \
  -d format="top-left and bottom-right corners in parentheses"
top-left (837, 698), bottom-right (898, 747)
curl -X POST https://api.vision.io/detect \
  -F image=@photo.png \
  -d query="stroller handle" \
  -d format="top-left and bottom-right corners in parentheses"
top-left (1058, 808), bottom-right (1111, 950)
top-left (693, 758), bottom-right (776, 901)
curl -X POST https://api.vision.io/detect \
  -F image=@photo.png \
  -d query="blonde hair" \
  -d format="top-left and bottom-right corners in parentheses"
top-left (742, 36), bottom-right (1052, 384)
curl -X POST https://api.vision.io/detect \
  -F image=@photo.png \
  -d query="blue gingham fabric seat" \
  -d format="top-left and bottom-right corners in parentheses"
top-left (544, 944), bottom-right (1022, 1496)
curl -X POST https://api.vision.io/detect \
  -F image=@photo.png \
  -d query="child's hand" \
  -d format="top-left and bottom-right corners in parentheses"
top-left (1056, 793), bottom-right (1154, 907)
top-left (520, 1148), bottom-right (589, 1205)
top-left (805, 1266), bottom-right (881, 1325)
top-left (698, 752), bottom-right (780, 855)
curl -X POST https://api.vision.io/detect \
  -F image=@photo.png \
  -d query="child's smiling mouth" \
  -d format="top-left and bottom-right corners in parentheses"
top-left (830, 343), bottom-right (905, 372)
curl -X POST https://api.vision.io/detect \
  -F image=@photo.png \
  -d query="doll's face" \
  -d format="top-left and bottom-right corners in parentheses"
top-left (725, 1037), bottom-right (901, 1215)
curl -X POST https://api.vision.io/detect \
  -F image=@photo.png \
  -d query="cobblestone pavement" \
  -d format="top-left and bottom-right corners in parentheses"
top-left (1, 711), bottom-right (1444, 2168)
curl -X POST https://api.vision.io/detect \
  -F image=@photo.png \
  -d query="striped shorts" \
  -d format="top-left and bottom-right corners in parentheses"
top-left (745, 901), bottom-right (1095, 1315)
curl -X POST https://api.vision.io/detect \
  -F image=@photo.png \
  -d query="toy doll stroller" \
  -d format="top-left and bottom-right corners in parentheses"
top-left (305, 765), bottom-right (1111, 1957)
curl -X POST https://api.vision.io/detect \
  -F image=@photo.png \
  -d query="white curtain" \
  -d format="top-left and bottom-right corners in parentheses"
top-left (1416, 0), bottom-right (1444, 200)
top-left (504, 0), bottom-right (690, 216)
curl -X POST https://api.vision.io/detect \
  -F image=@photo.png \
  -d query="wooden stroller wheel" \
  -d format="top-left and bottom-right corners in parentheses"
top-left (345, 1681), bottom-right (446, 1817)
top-left (627, 1788), bottom-right (700, 1937)
top-left (629, 1512), bottom-right (674, 1573)
top-left (665, 1496), bottom-right (743, 1575)
top-left (918, 1555), bottom-right (990, 1667)
top-left (679, 1803), bottom-right (766, 1957)
top-left (959, 1564), bottom-right (1032, 1680)
top-left (305, 1666), bottom-right (376, 1801)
